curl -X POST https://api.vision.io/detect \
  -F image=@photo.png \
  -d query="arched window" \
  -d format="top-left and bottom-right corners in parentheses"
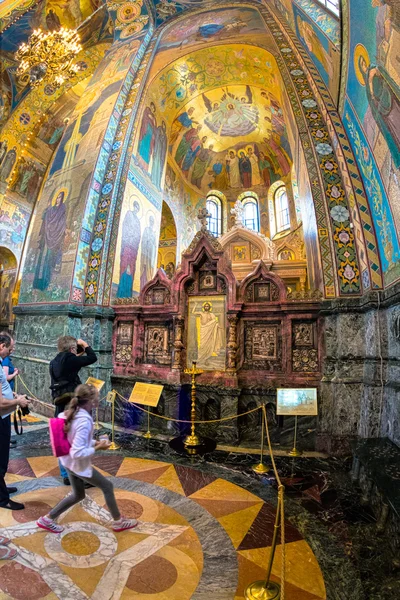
top-left (237, 191), bottom-right (259, 232)
top-left (274, 185), bottom-right (290, 233)
top-left (243, 198), bottom-right (259, 231)
top-left (206, 196), bottom-right (222, 236)
top-left (315, 0), bottom-right (340, 17)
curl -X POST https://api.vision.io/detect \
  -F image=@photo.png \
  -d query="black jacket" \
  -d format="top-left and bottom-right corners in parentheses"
top-left (49, 347), bottom-right (97, 414)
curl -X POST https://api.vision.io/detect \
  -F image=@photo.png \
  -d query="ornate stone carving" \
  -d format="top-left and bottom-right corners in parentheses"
top-left (115, 344), bottom-right (132, 363)
top-left (172, 315), bottom-right (184, 370)
top-left (231, 199), bottom-right (244, 226)
top-left (114, 297), bottom-right (139, 305)
top-left (287, 289), bottom-right (323, 301)
top-left (145, 325), bottom-right (171, 365)
top-left (250, 243), bottom-right (261, 260)
top-left (244, 323), bottom-right (282, 370)
top-left (244, 280), bottom-right (280, 303)
top-left (293, 348), bottom-right (318, 372)
top-left (144, 286), bottom-right (171, 305)
top-left (252, 326), bottom-right (277, 359)
top-left (115, 322), bottom-right (133, 363)
top-left (227, 315), bottom-right (238, 373)
top-left (183, 229), bottom-right (223, 255)
top-left (293, 323), bottom-right (313, 347)
top-left (218, 276), bottom-right (227, 293)
top-left (198, 206), bottom-right (211, 232)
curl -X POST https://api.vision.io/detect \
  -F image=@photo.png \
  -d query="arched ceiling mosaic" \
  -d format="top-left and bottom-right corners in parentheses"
top-left (137, 43), bottom-right (294, 194)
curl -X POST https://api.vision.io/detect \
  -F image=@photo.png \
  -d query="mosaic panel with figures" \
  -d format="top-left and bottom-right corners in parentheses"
top-left (243, 322), bottom-right (282, 370)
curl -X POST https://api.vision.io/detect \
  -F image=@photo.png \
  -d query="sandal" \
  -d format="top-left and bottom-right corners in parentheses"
top-left (0, 536), bottom-right (11, 545)
top-left (0, 545), bottom-right (18, 560)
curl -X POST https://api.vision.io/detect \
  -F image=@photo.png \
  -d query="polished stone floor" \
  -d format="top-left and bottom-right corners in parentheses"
top-left (0, 415), bottom-right (395, 600)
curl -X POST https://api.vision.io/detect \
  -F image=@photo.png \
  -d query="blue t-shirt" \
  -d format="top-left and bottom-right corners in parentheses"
top-left (1, 356), bottom-right (15, 391)
top-left (0, 361), bottom-right (14, 419)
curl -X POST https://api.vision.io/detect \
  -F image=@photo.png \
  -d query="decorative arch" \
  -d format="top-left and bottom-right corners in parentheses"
top-left (239, 261), bottom-right (287, 304)
top-left (83, 0), bottom-right (383, 305)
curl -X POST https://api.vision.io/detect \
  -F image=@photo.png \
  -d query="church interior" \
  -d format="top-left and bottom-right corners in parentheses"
top-left (0, 0), bottom-right (399, 598)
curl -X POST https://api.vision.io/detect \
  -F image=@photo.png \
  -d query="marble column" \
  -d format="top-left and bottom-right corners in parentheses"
top-left (226, 315), bottom-right (238, 374)
top-left (172, 315), bottom-right (184, 371)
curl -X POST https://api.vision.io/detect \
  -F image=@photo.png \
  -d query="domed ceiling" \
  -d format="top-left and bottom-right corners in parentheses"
top-left (136, 42), bottom-right (294, 196)
top-left (168, 83), bottom-right (292, 194)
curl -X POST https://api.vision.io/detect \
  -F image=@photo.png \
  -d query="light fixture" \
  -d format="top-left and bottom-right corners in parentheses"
top-left (15, 27), bottom-right (82, 89)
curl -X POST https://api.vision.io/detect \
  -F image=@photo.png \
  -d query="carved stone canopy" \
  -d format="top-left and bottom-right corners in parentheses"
top-left (219, 224), bottom-right (275, 263)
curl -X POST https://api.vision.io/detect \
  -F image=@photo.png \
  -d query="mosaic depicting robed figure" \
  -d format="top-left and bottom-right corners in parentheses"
top-left (33, 190), bottom-right (67, 291)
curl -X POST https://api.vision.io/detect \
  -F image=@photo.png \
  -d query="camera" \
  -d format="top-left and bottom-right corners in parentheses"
top-left (20, 395), bottom-right (30, 416)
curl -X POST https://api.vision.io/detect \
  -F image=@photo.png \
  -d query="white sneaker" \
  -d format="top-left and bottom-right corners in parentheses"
top-left (37, 516), bottom-right (64, 533)
top-left (112, 517), bottom-right (138, 532)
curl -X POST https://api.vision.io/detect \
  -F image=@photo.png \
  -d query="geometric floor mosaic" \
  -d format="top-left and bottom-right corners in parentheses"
top-left (1, 455), bottom-right (326, 599)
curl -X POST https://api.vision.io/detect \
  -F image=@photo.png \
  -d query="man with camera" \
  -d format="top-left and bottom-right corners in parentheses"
top-left (50, 336), bottom-right (97, 485)
top-left (0, 333), bottom-right (31, 510)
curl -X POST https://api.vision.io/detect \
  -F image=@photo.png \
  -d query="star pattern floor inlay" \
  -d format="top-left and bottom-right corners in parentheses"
top-left (0, 455), bottom-right (326, 599)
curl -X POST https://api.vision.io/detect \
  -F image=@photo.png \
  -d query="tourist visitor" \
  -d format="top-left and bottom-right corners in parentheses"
top-left (0, 330), bottom-right (19, 448)
top-left (50, 336), bottom-right (98, 484)
top-left (0, 333), bottom-right (31, 511)
top-left (37, 384), bottom-right (137, 534)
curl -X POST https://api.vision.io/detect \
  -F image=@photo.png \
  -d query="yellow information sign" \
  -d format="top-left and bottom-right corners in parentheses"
top-left (129, 382), bottom-right (163, 407)
top-left (85, 377), bottom-right (105, 392)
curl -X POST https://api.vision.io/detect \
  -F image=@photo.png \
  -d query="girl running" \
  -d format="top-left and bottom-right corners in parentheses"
top-left (37, 384), bottom-right (136, 533)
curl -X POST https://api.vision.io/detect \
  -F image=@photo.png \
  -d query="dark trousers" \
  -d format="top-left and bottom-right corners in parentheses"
top-left (0, 416), bottom-right (11, 505)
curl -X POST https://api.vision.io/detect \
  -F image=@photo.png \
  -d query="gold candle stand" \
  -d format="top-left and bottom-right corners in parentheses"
top-left (252, 405), bottom-right (271, 474)
top-left (94, 406), bottom-right (101, 431)
top-left (107, 390), bottom-right (120, 450)
top-left (183, 361), bottom-right (203, 447)
top-left (287, 415), bottom-right (303, 457)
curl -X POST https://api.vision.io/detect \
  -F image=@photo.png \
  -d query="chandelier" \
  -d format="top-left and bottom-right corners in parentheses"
top-left (15, 28), bottom-right (82, 89)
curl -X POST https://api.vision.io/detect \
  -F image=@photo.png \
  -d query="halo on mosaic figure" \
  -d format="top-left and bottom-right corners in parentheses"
top-left (51, 186), bottom-right (69, 206)
top-left (353, 44), bottom-right (370, 87)
top-left (128, 194), bottom-right (142, 216)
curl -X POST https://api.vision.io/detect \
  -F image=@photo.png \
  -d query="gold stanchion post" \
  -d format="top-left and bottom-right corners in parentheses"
top-left (184, 361), bottom-right (203, 447)
top-left (143, 405), bottom-right (151, 439)
top-left (94, 406), bottom-right (101, 431)
top-left (253, 405), bottom-right (271, 474)
top-left (107, 390), bottom-right (120, 450)
top-left (245, 488), bottom-right (283, 600)
top-left (287, 415), bottom-right (303, 457)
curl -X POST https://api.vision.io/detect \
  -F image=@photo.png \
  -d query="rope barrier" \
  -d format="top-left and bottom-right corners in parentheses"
top-left (16, 375), bottom-right (109, 404)
top-left (114, 389), bottom-right (263, 424)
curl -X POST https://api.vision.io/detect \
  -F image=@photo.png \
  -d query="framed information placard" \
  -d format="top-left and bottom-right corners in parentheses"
top-left (128, 382), bottom-right (163, 407)
top-left (85, 377), bottom-right (105, 392)
top-left (276, 388), bottom-right (318, 416)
